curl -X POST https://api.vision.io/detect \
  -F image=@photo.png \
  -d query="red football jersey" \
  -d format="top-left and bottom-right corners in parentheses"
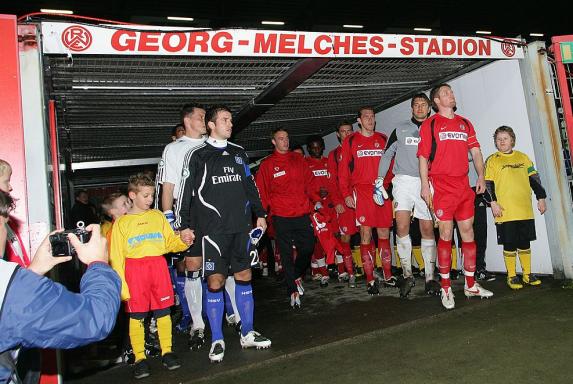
top-left (255, 151), bottom-right (320, 218)
top-left (306, 156), bottom-right (331, 204)
top-left (338, 131), bottom-right (387, 198)
top-left (417, 113), bottom-right (480, 177)
top-left (327, 146), bottom-right (344, 206)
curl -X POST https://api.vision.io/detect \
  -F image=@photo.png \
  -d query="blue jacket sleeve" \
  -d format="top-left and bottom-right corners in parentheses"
top-left (0, 262), bottom-right (121, 352)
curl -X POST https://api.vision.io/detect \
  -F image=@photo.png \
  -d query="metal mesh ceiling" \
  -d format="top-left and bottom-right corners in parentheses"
top-left (45, 53), bottom-right (491, 168)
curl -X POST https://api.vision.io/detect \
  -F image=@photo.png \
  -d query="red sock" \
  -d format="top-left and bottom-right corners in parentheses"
top-left (438, 239), bottom-right (452, 289)
top-left (337, 257), bottom-right (346, 274)
top-left (378, 238), bottom-right (392, 279)
top-left (342, 242), bottom-right (354, 275)
top-left (360, 244), bottom-right (374, 283)
top-left (462, 241), bottom-right (477, 288)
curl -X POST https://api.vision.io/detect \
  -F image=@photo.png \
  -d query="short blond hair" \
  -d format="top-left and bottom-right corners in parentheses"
top-left (0, 159), bottom-right (11, 177)
top-left (128, 173), bottom-right (155, 193)
top-left (101, 192), bottom-right (126, 215)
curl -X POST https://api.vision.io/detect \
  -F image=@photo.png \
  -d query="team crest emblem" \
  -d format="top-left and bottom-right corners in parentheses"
top-left (359, 216), bottom-right (365, 223)
top-left (460, 124), bottom-right (466, 131)
top-left (158, 159), bottom-right (165, 167)
top-left (182, 168), bottom-right (190, 178)
top-left (342, 226), bottom-right (347, 232)
top-left (374, 142), bottom-right (380, 148)
top-left (235, 155), bottom-right (243, 165)
top-left (436, 209), bottom-right (443, 218)
top-left (205, 262), bottom-right (215, 271)
top-left (394, 201), bottom-right (398, 208)
top-left (274, 167), bottom-right (279, 171)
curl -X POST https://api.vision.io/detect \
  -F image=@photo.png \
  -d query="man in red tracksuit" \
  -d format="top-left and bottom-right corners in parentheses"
top-left (326, 122), bottom-right (358, 288)
top-left (255, 128), bottom-right (319, 308)
top-left (305, 135), bottom-right (335, 287)
top-left (338, 107), bottom-right (395, 295)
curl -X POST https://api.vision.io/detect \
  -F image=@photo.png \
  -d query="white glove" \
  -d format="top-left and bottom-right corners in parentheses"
top-left (373, 177), bottom-right (389, 206)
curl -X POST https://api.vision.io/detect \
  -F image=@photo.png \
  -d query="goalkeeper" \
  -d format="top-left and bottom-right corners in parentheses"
top-left (376, 94), bottom-right (440, 298)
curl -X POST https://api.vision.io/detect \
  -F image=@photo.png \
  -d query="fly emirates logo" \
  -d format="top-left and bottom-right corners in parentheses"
top-left (356, 149), bottom-right (384, 158)
top-left (438, 132), bottom-right (468, 141)
top-left (212, 166), bottom-right (242, 184)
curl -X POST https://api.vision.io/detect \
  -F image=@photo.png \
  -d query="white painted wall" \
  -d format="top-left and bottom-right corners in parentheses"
top-left (324, 59), bottom-right (552, 274)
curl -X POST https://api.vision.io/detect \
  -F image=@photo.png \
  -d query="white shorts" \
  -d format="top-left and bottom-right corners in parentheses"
top-left (392, 174), bottom-right (432, 221)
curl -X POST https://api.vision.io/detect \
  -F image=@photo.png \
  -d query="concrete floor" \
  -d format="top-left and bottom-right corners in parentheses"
top-left (67, 273), bottom-right (573, 384)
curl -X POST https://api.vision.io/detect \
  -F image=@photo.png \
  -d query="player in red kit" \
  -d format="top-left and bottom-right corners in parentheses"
top-left (255, 128), bottom-right (319, 308)
top-left (417, 83), bottom-right (493, 310)
top-left (306, 135), bottom-right (338, 287)
top-left (338, 107), bottom-right (395, 295)
top-left (327, 121), bottom-right (358, 288)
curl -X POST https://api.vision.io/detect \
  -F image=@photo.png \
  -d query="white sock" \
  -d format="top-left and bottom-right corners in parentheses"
top-left (185, 277), bottom-right (205, 331)
top-left (396, 235), bottom-right (413, 277)
top-left (224, 276), bottom-right (241, 322)
top-left (421, 238), bottom-right (436, 281)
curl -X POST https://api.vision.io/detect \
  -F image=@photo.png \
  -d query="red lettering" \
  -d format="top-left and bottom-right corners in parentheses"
top-left (254, 33), bottom-right (277, 53)
top-left (297, 35), bottom-right (312, 54)
top-left (162, 33), bottom-right (186, 53)
top-left (352, 35), bottom-right (367, 55)
top-left (463, 39), bottom-right (477, 55)
top-left (314, 35), bottom-right (332, 55)
top-left (414, 37), bottom-right (428, 54)
top-left (278, 34), bottom-right (296, 54)
top-left (138, 32), bottom-right (160, 51)
top-left (212, 31), bottom-right (233, 53)
top-left (400, 37), bottom-right (414, 55)
top-left (333, 35), bottom-right (351, 55)
top-left (457, 38), bottom-right (463, 55)
top-left (426, 38), bottom-right (440, 55)
top-left (478, 39), bottom-right (491, 56)
top-left (442, 38), bottom-right (456, 55)
top-left (369, 36), bottom-right (384, 55)
top-left (111, 30), bottom-right (136, 51)
top-left (188, 32), bottom-right (209, 53)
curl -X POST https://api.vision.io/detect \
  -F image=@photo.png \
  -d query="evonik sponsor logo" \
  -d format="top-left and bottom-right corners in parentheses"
top-left (438, 132), bottom-right (468, 141)
top-left (356, 149), bottom-right (384, 157)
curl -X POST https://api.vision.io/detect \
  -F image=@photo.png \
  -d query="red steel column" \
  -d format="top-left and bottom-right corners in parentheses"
top-left (0, 14), bottom-right (29, 252)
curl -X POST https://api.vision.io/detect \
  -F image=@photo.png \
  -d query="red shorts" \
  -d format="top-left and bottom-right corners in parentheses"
top-left (125, 256), bottom-right (174, 313)
top-left (353, 184), bottom-right (393, 228)
top-left (336, 205), bottom-right (358, 235)
top-left (430, 175), bottom-right (475, 221)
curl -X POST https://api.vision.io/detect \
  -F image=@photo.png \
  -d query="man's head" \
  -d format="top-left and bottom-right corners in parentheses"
top-left (429, 83), bottom-right (456, 112)
top-left (357, 106), bottom-right (376, 133)
top-left (180, 103), bottom-right (206, 138)
top-left (271, 128), bottom-right (290, 154)
top-left (206, 105), bottom-right (233, 140)
top-left (493, 125), bottom-right (516, 153)
top-left (0, 159), bottom-right (12, 193)
top-left (411, 93), bottom-right (431, 122)
top-left (102, 193), bottom-right (131, 220)
top-left (0, 190), bottom-right (15, 219)
top-left (336, 121), bottom-right (354, 143)
top-left (306, 135), bottom-right (325, 159)
top-left (171, 124), bottom-right (185, 141)
top-left (75, 190), bottom-right (89, 205)
top-left (128, 173), bottom-right (155, 212)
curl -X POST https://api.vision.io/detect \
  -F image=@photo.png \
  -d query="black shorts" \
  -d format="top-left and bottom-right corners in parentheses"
top-left (183, 230), bottom-right (203, 258)
top-left (201, 232), bottom-right (252, 277)
top-left (496, 219), bottom-right (536, 246)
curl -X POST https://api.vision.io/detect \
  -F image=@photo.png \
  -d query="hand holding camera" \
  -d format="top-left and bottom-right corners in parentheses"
top-left (30, 223), bottom-right (108, 276)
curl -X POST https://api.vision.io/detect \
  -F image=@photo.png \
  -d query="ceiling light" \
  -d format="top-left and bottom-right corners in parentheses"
top-left (414, 27), bottom-right (432, 32)
top-left (167, 16), bottom-right (194, 22)
top-left (343, 24), bottom-right (363, 29)
top-left (261, 21), bottom-right (285, 25)
top-left (40, 9), bottom-right (73, 14)
top-left (530, 33), bottom-right (544, 37)
top-left (476, 30), bottom-right (492, 35)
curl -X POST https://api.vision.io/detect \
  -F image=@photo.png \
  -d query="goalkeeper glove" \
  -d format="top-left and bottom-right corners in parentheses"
top-left (373, 177), bottom-right (389, 206)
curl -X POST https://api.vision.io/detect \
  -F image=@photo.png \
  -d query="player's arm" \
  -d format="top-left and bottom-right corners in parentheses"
top-left (337, 137), bottom-right (354, 208)
top-left (241, 154), bottom-right (268, 226)
top-left (378, 129), bottom-right (397, 180)
top-left (255, 162), bottom-right (271, 214)
top-left (161, 183), bottom-right (175, 212)
top-left (327, 151), bottom-right (345, 213)
top-left (483, 156), bottom-right (503, 217)
top-left (162, 212), bottom-right (189, 253)
top-left (528, 160), bottom-right (547, 214)
top-left (109, 220), bottom-right (130, 301)
top-left (303, 159), bottom-right (322, 204)
top-left (469, 146), bottom-right (486, 194)
top-left (417, 122), bottom-right (432, 206)
top-left (175, 153), bottom-right (198, 244)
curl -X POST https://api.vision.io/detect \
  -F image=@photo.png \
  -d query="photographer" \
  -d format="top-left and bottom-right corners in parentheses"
top-left (0, 192), bottom-right (121, 383)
